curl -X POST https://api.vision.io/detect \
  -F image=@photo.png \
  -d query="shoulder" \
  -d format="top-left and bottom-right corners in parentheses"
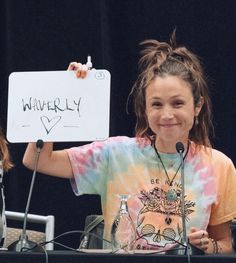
top-left (210, 148), bottom-right (235, 174)
top-left (210, 148), bottom-right (233, 162)
top-left (205, 147), bottom-right (233, 165)
top-left (191, 142), bottom-right (235, 168)
top-left (103, 136), bottom-right (151, 149)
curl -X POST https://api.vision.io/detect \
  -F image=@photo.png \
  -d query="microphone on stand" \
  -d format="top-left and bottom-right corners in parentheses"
top-left (175, 142), bottom-right (188, 253)
top-left (8, 139), bottom-right (44, 252)
top-left (174, 142), bottom-right (204, 256)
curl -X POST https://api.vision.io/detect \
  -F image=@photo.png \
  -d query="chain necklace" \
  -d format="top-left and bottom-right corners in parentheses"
top-left (153, 141), bottom-right (190, 199)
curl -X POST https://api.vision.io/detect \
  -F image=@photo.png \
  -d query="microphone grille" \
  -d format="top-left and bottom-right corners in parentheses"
top-left (36, 139), bottom-right (44, 149)
top-left (176, 142), bottom-right (185, 153)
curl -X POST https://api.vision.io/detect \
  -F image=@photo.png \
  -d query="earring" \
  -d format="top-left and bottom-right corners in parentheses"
top-left (195, 116), bottom-right (199, 126)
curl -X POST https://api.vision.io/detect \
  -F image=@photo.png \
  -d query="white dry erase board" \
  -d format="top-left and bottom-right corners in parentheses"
top-left (7, 70), bottom-right (110, 142)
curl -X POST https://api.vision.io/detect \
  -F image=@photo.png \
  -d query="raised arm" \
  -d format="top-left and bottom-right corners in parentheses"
top-left (23, 142), bottom-right (73, 179)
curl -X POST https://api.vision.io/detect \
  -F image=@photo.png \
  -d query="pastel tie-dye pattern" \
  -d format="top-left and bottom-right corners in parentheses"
top-left (67, 136), bottom-right (236, 250)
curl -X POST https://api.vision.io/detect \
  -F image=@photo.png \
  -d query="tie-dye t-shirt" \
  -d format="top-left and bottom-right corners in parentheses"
top-left (67, 136), bottom-right (236, 250)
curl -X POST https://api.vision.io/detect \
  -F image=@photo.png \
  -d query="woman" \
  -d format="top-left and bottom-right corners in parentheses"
top-left (0, 128), bottom-right (13, 247)
top-left (23, 33), bottom-right (236, 253)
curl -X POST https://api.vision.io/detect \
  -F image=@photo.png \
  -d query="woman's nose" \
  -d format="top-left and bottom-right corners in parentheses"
top-left (161, 106), bottom-right (174, 119)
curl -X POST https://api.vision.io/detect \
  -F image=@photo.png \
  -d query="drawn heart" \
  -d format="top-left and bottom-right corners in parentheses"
top-left (40, 116), bottom-right (62, 134)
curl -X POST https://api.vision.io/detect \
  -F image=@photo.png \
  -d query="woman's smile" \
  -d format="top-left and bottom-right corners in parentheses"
top-left (159, 123), bottom-right (180, 128)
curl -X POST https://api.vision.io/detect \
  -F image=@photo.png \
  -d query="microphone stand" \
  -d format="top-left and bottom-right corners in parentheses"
top-left (166, 143), bottom-right (204, 258)
top-left (179, 148), bottom-right (188, 253)
top-left (8, 139), bottom-right (44, 252)
top-left (166, 143), bottom-right (191, 258)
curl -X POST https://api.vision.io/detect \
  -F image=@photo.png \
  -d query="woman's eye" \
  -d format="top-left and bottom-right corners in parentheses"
top-left (173, 101), bottom-right (184, 107)
top-left (152, 102), bottom-right (162, 108)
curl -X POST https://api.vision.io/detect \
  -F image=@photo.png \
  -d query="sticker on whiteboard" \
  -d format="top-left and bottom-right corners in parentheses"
top-left (7, 70), bottom-right (110, 143)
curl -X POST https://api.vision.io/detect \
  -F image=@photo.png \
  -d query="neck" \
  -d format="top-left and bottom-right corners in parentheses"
top-left (155, 138), bottom-right (189, 154)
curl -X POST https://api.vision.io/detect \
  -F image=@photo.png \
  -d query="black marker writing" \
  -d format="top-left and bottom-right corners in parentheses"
top-left (22, 97), bottom-right (82, 115)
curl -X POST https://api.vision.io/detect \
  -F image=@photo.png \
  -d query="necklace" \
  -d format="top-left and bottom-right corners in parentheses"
top-left (153, 141), bottom-right (190, 197)
top-left (153, 141), bottom-right (190, 225)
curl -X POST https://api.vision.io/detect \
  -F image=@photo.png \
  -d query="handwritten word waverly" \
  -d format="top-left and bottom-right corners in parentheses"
top-left (22, 97), bottom-right (82, 114)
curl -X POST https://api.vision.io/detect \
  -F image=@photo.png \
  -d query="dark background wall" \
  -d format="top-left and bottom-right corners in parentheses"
top-left (1, 0), bottom-right (236, 249)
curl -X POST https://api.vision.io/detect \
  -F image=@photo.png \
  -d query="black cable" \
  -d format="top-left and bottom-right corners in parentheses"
top-left (111, 232), bottom-right (187, 254)
top-left (49, 241), bottom-right (80, 252)
top-left (39, 229), bottom-right (188, 255)
top-left (20, 243), bottom-right (48, 263)
top-left (22, 227), bottom-right (194, 263)
top-left (39, 230), bottom-right (111, 249)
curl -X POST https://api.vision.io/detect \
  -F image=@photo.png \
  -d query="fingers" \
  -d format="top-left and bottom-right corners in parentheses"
top-left (197, 236), bottom-right (210, 251)
top-left (67, 62), bottom-right (89, 78)
top-left (76, 64), bottom-right (88, 78)
top-left (188, 229), bottom-right (209, 251)
top-left (189, 227), bottom-right (198, 233)
top-left (67, 61), bottom-right (78, 71)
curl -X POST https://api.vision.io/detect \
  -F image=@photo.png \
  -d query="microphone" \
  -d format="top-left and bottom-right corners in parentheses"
top-left (176, 142), bottom-right (185, 153)
top-left (8, 139), bottom-right (44, 252)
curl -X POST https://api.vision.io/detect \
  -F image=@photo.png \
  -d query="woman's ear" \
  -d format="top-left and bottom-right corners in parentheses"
top-left (195, 96), bottom-right (204, 116)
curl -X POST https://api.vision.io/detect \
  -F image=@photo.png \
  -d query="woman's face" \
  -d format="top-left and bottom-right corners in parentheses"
top-left (145, 75), bottom-right (202, 150)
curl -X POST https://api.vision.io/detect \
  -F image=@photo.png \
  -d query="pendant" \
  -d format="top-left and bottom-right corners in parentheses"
top-left (165, 213), bottom-right (172, 225)
top-left (165, 217), bottom-right (172, 225)
top-left (166, 189), bottom-right (177, 201)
